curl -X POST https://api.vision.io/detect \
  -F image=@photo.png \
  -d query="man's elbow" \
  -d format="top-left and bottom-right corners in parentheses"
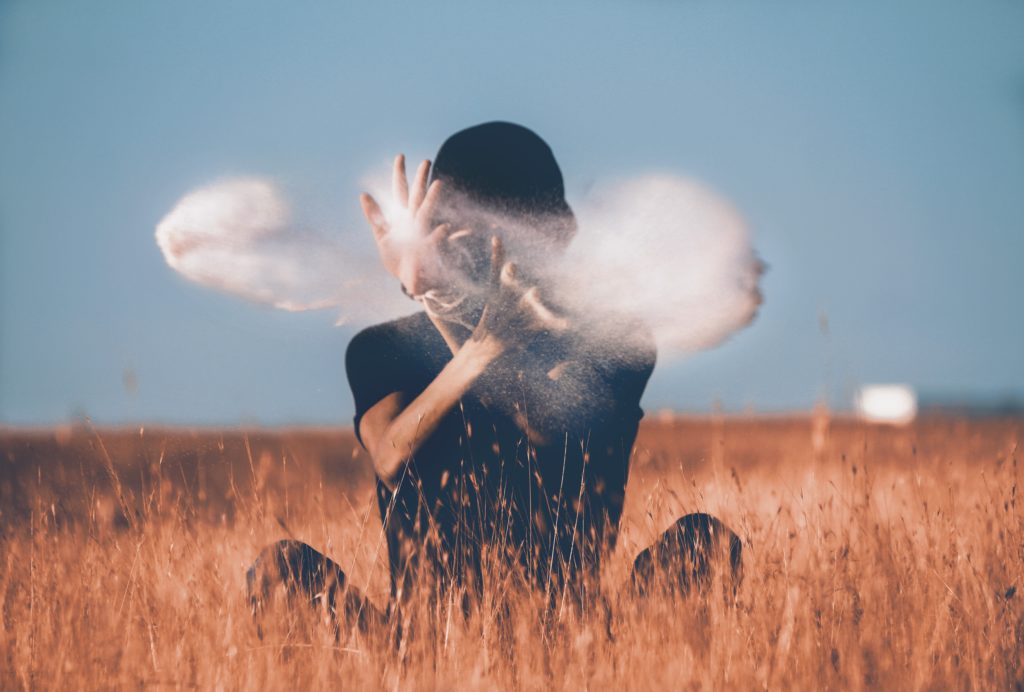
top-left (359, 411), bottom-right (408, 491)
top-left (367, 442), bottom-right (407, 491)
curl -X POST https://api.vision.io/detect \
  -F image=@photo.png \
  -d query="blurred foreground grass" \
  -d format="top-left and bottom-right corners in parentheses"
top-left (0, 416), bottom-right (1021, 689)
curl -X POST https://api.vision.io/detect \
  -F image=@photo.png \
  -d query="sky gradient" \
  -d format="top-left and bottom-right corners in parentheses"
top-left (2, 0), bottom-right (1022, 425)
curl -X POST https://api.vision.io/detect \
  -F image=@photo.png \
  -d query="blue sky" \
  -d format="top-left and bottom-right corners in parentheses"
top-left (1, 0), bottom-right (1022, 425)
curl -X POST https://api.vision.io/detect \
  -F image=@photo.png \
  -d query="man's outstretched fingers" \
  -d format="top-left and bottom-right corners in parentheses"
top-left (416, 180), bottom-right (444, 230)
top-left (427, 223), bottom-right (452, 244)
top-left (522, 287), bottom-right (569, 332)
top-left (409, 160), bottom-right (431, 211)
top-left (392, 154), bottom-right (409, 208)
top-left (500, 261), bottom-right (518, 286)
top-left (489, 236), bottom-right (505, 289)
top-left (360, 193), bottom-right (388, 239)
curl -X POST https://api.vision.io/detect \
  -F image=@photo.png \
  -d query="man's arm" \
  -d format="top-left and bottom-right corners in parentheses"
top-left (358, 333), bottom-right (503, 490)
top-left (357, 237), bottom-right (556, 487)
top-left (421, 314), bottom-right (587, 443)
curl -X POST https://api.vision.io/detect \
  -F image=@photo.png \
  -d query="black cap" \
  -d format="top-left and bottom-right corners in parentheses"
top-left (430, 122), bottom-right (575, 240)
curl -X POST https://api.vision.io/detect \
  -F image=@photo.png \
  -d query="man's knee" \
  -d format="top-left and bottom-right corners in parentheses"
top-left (247, 540), bottom-right (345, 617)
top-left (629, 513), bottom-right (743, 597)
top-left (246, 539), bottom-right (384, 637)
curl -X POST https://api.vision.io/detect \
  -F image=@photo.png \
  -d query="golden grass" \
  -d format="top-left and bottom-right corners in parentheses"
top-left (0, 416), bottom-right (1021, 689)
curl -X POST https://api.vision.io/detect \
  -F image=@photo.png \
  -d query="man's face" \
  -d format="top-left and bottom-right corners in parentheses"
top-left (422, 199), bottom-right (501, 289)
top-left (398, 202), bottom-right (496, 325)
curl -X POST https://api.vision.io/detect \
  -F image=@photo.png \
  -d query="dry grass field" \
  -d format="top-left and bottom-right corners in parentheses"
top-left (0, 415), bottom-right (1021, 689)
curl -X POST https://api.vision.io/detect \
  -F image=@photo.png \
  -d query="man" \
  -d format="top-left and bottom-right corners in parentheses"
top-left (248, 122), bottom-right (740, 640)
top-left (351, 121), bottom-right (656, 606)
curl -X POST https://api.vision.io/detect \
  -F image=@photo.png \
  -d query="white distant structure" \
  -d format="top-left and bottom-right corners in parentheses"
top-left (855, 384), bottom-right (918, 424)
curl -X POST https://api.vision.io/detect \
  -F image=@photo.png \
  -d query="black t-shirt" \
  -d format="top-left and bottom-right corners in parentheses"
top-left (345, 311), bottom-right (655, 600)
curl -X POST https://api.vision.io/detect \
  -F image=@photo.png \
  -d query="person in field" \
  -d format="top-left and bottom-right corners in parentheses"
top-left (248, 122), bottom-right (741, 639)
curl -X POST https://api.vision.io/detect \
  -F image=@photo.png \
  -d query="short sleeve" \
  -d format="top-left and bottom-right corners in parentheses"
top-left (609, 338), bottom-right (657, 423)
top-left (345, 326), bottom-right (406, 446)
top-left (579, 321), bottom-right (657, 428)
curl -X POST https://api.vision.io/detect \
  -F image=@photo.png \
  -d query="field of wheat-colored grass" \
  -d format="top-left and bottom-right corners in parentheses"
top-left (0, 416), bottom-right (1020, 689)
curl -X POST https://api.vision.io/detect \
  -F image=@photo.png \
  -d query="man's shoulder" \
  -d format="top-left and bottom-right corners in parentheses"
top-left (351, 311), bottom-right (432, 345)
top-left (345, 311), bottom-right (438, 367)
top-left (576, 316), bottom-right (657, 374)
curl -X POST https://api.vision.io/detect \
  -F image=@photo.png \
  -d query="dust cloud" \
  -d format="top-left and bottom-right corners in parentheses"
top-left (155, 171), bottom-right (762, 357)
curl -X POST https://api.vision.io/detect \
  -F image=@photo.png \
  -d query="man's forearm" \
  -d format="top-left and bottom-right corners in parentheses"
top-left (425, 314), bottom-right (605, 445)
top-left (371, 335), bottom-right (503, 489)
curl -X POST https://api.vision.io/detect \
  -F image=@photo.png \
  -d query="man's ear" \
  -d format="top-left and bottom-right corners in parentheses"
top-left (546, 214), bottom-right (576, 251)
top-left (559, 216), bottom-right (577, 247)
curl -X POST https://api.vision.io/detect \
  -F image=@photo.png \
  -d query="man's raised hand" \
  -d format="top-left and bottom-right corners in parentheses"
top-left (359, 154), bottom-right (449, 296)
top-left (471, 236), bottom-right (569, 350)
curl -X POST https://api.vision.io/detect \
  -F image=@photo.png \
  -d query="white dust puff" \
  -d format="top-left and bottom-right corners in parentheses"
top-left (562, 175), bottom-right (763, 355)
top-left (155, 178), bottom-right (407, 320)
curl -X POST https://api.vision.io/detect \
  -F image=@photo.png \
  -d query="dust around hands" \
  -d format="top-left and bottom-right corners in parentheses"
top-left (154, 170), bottom-right (763, 359)
top-left (470, 235), bottom-right (570, 350)
top-left (357, 155), bottom-right (494, 329)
